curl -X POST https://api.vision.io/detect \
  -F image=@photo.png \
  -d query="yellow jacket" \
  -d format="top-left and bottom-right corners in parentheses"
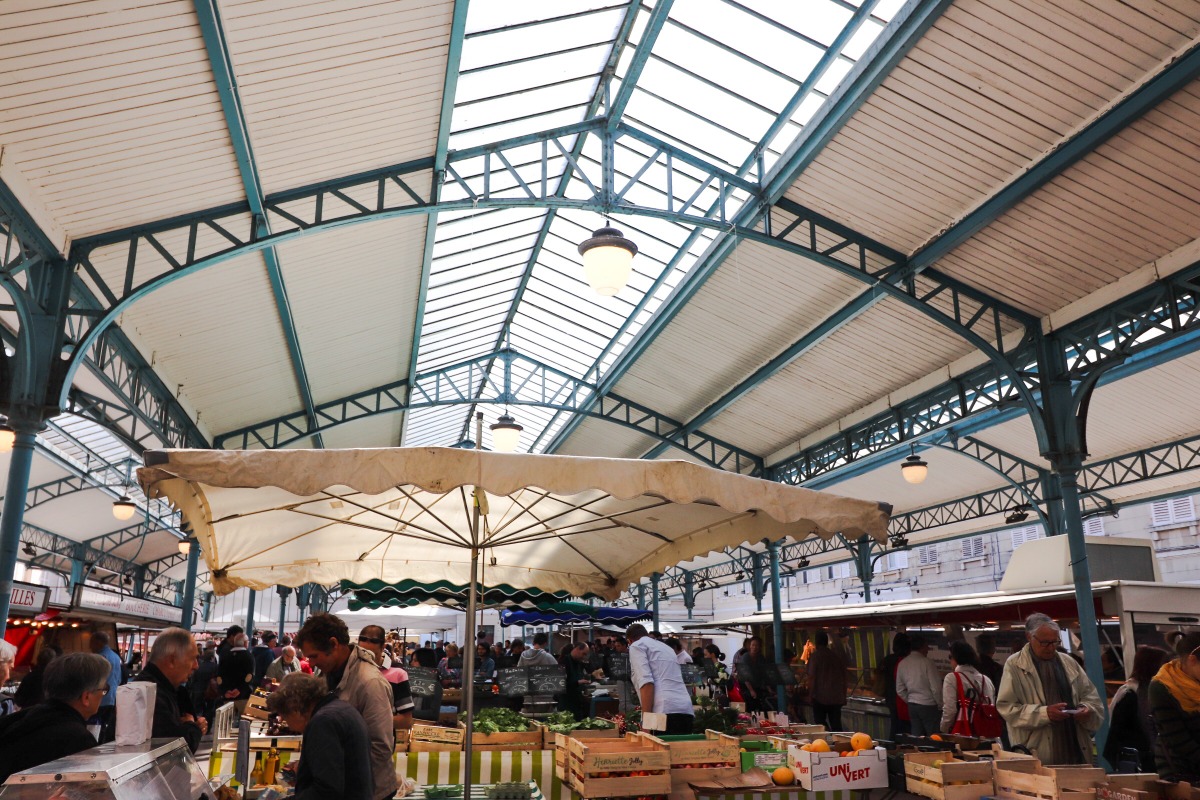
top-left (996, 644), bottom-right (1104, 760)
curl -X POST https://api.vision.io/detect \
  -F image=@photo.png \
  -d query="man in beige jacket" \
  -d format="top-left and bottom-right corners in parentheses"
top-left (296, 613), bottom-right (397, 800)
top-left (997, 613), bottom-right (1104, 763)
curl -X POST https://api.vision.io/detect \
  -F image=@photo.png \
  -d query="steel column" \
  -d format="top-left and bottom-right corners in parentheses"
top-left (767, 540), bottom-right (786, 712)
top-left (0, 429), bottom-right (38, 636)
top-left (651, 573), bottom-right (660, 634)
top-left (245, 588), bottom-right (257, 637)
top-left (180, 541), bottom-right (200, 630)
top-left (277, 586), bottom-right (291, 637)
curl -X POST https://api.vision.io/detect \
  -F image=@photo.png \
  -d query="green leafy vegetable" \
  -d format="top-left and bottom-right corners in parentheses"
top-left (473, 707), bottom-right (533, 735)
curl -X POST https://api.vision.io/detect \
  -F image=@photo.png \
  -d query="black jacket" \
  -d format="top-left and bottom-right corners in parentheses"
top-left (293, 695), bottom-right (374, 800)
top-left (251, 645), bottom-right (275, 685)
top-left (1150, 678), bottom-right (1200, 782)
top-left (0, 699), bottom-right (98, 782)
top-left (136, 663), bottom-right (203, 752)
top-left (219, 648), bottom-right (255, 700)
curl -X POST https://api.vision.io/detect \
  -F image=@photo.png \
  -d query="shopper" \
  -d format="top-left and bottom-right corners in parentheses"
top-left (475, 643), bottom-right (496, 682)
top-left (940, 641), bottom-right (996, 735)
top-left (1149, 631), bottom-right (1200, 782)
top-left (136, 627), bottom-right (207, 753)
top-left (878, 632), bottom-right (912, 739)
top-left (996, 613), bottom-right (1103, 764)
top-left (217, 632), bottom-right (254, 714)
top-left (0, 652), bottom-right (110, 782)
top-left (667, 639), bottom-right (691, 665)
top-left (437, 643), bottom-right (463, 686)
top-left (736, 636), bottom-right (775, 712)
top-left (518, 632), bottom-right (559, 667)
top-left (627, 623), bottom-right (694, 734)
top-left (295, 612), bottom-right (396, 800)
top-left (265, 645), bottom-right (302, 682)
top-left (14, 646), bottom-right (58, 709)
top-left (252, 632), bottom-right (277, 686)
top-left (88, 633), bottom-right (122, 742)
top-left (897, 633), bottom-right (943, 736)
top-left (0, 640), bottom-right (17, 718)
top-left (357, 625), bottom-right (415, 730)
top-left (1104, 646), bottom-right (1169, 772)
top-left (976, 634), bottom-right (1004, 694)
top-left (266, 672), bottom-right (374, 800)
top-left (807, 631), bottom-right (848, 730)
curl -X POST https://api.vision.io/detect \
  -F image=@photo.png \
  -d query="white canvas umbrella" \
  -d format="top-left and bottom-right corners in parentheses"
top-left (140, 445), bottom-right (890, 789)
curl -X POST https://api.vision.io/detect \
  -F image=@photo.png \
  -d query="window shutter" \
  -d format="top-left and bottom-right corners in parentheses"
top-left (1152, 500), bottom-right (1173, 526)
top-left (918, 544), bottom-right (938, 565)
top-left (888, 551), bottom-right (909, 570)
top-left (1083, 517), bottom-right (1104, 536)
top-left (961, 537), bottom-right (985, 559)
top-left (1171, 496), bottom-right (1195, 522)
top-left (1012, 525), bottom-right (1043, 549)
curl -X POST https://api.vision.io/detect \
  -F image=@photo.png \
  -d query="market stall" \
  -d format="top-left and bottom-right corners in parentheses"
top-left (135, 445), bottom-right (890, 798)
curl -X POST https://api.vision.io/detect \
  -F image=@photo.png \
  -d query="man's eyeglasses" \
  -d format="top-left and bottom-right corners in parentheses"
top-left (358, 636), bottom-right (384, 645)
top-left (89, 685), bottom-right (110, 697)
top-left (1032, 636), bottom-right (1060, 647)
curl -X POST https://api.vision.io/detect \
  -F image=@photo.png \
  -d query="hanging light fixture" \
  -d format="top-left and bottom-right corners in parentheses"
top-left (490, 413), bottom-right (523, 453)
top-left (112, 495), bottom-right (137, 521)
top-left (21, 541), bottom-right (36, 557)
top-left (578, 224), bottom-right (637, 296)
top-left (0, 419), bottom-right (14, 453)
top-left (900, 445), bottom-right (928, 484)
top-left (177, 539), bottom-right (193, 556)
top-left (1005, 505), bottom-right (1031, 524)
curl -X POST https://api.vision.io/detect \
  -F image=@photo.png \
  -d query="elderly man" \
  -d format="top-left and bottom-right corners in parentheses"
top-left (0, 652), bottom-right (110, 782)
top-left (0, 640), bottom-right (16, 717)
top-left (136, 626), bottom-right (207, 752)
top-left (295, 612), bottom-right (396, 800)
top-left (265, 645), bottom-right (302, 682)
top-left (627, 623), bottom-right (693, 735)
top-left (357, 625), bottom-right (414, 730)
top-left (997, 613), bottom-right (1104, 763)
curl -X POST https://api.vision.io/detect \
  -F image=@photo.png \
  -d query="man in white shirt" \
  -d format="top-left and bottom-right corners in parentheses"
top-left (667, 638), bottom-right (692, 665)
top-left (896, 633), bottom-right (944, 736)
top-left (627, 624), bottom-right (693, 735)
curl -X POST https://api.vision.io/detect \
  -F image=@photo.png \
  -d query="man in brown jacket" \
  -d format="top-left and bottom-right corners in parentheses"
top-left (296, 613), bottom-right (397, 800)
top-left (807, 630), bottom-right (848, 731)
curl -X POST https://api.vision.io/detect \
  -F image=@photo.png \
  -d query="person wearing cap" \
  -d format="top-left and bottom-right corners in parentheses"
top-left (357, 625), bottom-right (415, 730)
top-left (626, 623), bottom-right (693, 735)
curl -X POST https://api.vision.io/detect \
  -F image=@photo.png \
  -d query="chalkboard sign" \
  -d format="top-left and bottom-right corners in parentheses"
top-left (680, 663), bottom-right (704, 685)
top-left (773, 663), bottom-right (797, 686)
top-left (407, 666), bottom-right (440, 697)
top-left (701, 662), bottom-right (718, 679)
top-left (607, 653), bottom-right (630, 681)
top-left (528, 665), bottom-right (567, 694)
top-left (497, 667), bottom-right (529, 698)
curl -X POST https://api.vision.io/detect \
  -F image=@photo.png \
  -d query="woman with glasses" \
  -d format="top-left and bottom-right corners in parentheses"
top-left (1149, 631), bottom-right (1200, 783)
top-left (0, 652), bottom-right (110, 782)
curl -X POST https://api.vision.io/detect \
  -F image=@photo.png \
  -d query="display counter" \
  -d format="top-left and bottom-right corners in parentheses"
top-left (0, 737), bottom-right (213, 799)
top-left (841, 696), bottom-right (889, 741)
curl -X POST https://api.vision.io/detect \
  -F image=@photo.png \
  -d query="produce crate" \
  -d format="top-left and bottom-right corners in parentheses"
top-left (1095, 774), bottom-right (1164, 800)
top-left (460, 721), bottom-right (545, 751)
top-left (567, 733), bottom-right (671, 798)
top-left (638, 731), bottom-right (740, 783)
top-left (904, 750), bottom-right (995, 800)
top-left (411, 723), bottom-right (467, 752)
top-left (552, 728), bottom-right (621, 779)
top-left (961, 745), bottom-right (1037, 763)
top-left (992, 758), bottom-right (1106, 800)
top-left (395, 729), bottom-right (410, 753)
top-left (786, 745), bottom-right (889, 792)
top-left (243, 690), bottom-right (271, 721)
top-left (740, 724), bottom-right (825, 742)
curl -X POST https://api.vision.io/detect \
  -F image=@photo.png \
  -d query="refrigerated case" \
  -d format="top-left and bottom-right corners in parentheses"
top-left (0, 738), bottom-right (214, 800)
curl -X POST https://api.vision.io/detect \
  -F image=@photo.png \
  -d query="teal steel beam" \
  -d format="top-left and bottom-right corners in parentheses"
top-left (193, 0), bottom-right (324, 448)
top-left (404, 0), bottom-right (471, 443)
top-left (541, 0), bottom-right (954, 455)
top-left (604, 0), bottom-right (675, 132)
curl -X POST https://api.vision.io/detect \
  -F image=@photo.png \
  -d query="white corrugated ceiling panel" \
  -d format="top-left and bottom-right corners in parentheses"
top-left (25, 486), bottom-right (134, 541)
top-left (606, 239), bottom-right (867, 423)
top-left (0, 0), bottom-right (244, 239)
top-left (937, 81), bottom-right (1200, 316)
top-left (318, 412), bottom-right (404, 450)
top-left (274, 216), bottom-right (428, 405)
top-left (782, 0), bottom-right (1200, 254)
top-left (221, 0), bottom-right (454, 193)
top-left (819, 444), bottom-right (1004, 514)
top-left (117, 252), bottom-right (301, 434)
top-left (551, 413), bottom-right (658, 461)
top-left (701, 298), bottom-right (975, 456)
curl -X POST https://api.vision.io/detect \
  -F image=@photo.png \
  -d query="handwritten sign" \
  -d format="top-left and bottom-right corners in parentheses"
top-left (407, 667), bottom-right (440, 698)
top-left (607, 653), bottom-right (630, 680)
top-left (528, 665), bottom-right (566, 694)
top-left (497, 667), bottom-right (529, 698)
top-left (680, 663), bottom-right (704, 685)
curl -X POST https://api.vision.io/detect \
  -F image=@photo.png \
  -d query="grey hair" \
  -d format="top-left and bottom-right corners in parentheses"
top-left (149, 627), bottom-right (197, 665)
top-left (283, 645), bottom-right (296, 657)
top-left (0, 639), bottom-right (15, 664)
top-left (1025, 613), bottom-right (1060, 636)
top-left (44, 653), bottom-right (111, 702)
top-left (266, 672), bottom-right (328, 716)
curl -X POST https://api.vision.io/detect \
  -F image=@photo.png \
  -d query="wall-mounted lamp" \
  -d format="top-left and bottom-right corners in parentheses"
top-left (1005, 505), bottom-right (1031, 524)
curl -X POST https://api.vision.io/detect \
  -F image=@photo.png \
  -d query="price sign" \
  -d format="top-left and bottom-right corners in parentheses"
top-left (680, 663), bottom-right (704, 685)
top-left (528, 665), bottom-right (567, 694)
top-left (498, 667), bottom-right (529, 698)
top-left (407, 667), bottom-right (440, 697)
top-left (701, 662), bottom-right (719, 679)
top-left (607, 653), bottom-right (630, 680)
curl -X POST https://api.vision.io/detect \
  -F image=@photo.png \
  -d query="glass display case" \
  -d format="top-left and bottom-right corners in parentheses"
top-left (0, 738), bottom-right (215, 800)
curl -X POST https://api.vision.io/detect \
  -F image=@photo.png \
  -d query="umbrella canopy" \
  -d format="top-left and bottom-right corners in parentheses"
top-left (499, 603), bottom-right (652, 627)
top-left (140, 447), bottom-right (891, 600)
top-left (343, 579), bottom-right (586, 611)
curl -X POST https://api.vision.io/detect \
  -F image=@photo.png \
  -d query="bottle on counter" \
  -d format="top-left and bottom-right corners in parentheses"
top-left (263, 739), bottom-right (280, 785)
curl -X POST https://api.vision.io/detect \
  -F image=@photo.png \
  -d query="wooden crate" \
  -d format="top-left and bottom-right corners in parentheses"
top-left (410, 724), bottom-right (466, 752)
top-left (639, 731), bottom-right (740, 783)
top-left (568, 734), bottom-right (671, 798)
top-left (242, 691), bottom-right (271, 721)
top-left (904, 751), bottom-right (995, 800)
top-left (1096, 775), bottom-right (1165, 800)
top-left (395, 729), bottom-right (410, 753)
top-left (993, 758), bottom-right (1106, 800)
top-left (460, 721), bottom-right (544, 751)
top-left (961, 744), bottom-right (1038, 762)
top-left (554, 728), bottom-right (621, 777)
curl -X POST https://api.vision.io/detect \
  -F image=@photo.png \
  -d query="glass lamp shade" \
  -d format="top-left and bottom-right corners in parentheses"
top-left (178, 539), bottom-right (192, 556)
top-left (578, 226), bottom-right (637, 296)
top-left (0, 424), bottom-right (15, 452)
top-left (112, 496), bottom-right (137, 521)
top-left (900, 455), bottom-right (928, 484)
top-left (490, 414), bottom-right (523, 452)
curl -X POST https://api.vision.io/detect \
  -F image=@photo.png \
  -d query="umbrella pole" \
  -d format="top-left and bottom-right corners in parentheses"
top-left (462, 414), bottom-right (482, 798)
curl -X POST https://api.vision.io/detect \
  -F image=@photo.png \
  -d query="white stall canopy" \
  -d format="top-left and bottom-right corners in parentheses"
top-left (139, 447), bottom-right (891, 599)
